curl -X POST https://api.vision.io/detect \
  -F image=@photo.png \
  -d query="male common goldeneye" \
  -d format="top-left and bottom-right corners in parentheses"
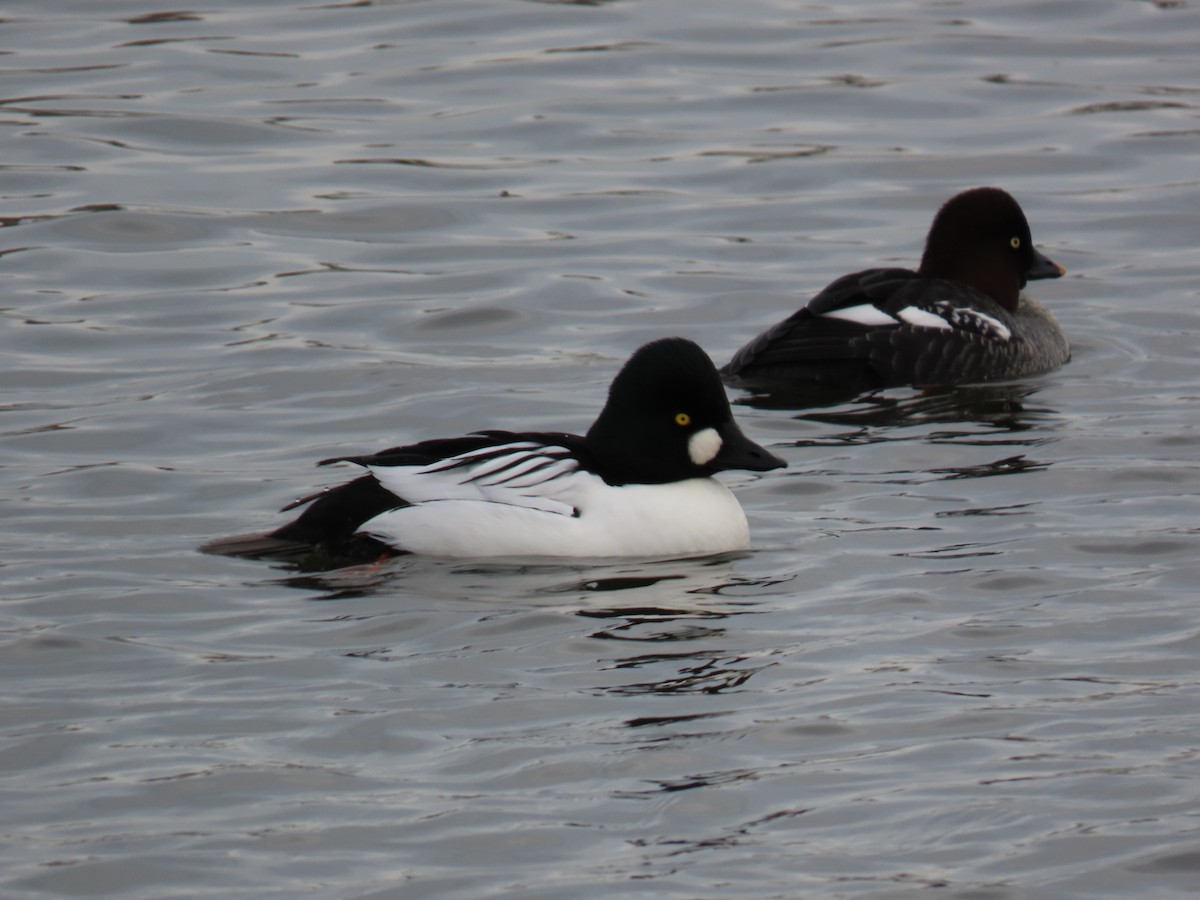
top-left (721, 187), bottom-right (1069, 393)
top-left (203, 337), bottom-right (785, 564)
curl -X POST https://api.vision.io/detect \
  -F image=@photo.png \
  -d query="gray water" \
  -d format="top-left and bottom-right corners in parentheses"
top-left (3, 1), bottom-right (1200, 897)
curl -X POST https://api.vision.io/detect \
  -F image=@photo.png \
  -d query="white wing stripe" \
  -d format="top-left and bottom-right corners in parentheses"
top-left (367, 441), bottom-right (585, 519)
top-left (896, 306), bottom-right (954, 331)
top-left (959, 309), bottom-right (1012, 341)
top-left (466, 453), bottom-right (566, 486)
top-left (494, 458), bottom-right (579, 489)
top-left (822, 304), bottom-right (899, 327)
top-left (423, 442), bottom-right (565, 476)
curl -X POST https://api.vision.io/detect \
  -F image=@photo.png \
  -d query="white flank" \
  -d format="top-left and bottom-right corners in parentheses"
top-left (822, 304), bottom-right (899, 327)
top-left (358, 477), bottom-right (751, 558)
top-left (896, 306), bottom-right (953, 331)
top-left (687, 427), bottom-right (722, 467)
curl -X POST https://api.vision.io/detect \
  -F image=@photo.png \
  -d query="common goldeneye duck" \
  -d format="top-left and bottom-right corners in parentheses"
top-left (721, 186), bottom-right (1069, 393)
top-left (203, 337), bottom-right (785, 564)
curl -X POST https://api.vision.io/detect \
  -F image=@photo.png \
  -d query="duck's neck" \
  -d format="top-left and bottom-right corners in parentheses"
top-left (919, 243), bottom-right (1021, 311)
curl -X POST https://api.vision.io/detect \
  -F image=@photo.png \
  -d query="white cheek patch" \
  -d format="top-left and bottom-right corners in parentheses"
top-left (822, 304), bottom-right (899, 327)
top-left (896, 306), bottom-right (954, 331)
top-left (687, 427), bottom-right (723, 467)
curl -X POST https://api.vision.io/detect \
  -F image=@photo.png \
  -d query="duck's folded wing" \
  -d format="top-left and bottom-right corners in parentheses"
top-left (725, 267), bottom-right (1021, 376)
top-left (725, 269), bottom-right (916, 373)
top-left (804, 268), bottom-right (915, 318)
top-left (365, 439), bottom-right (586, 516)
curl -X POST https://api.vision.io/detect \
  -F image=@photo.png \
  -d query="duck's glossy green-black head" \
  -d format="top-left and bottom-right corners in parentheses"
top-left (587, 337), bottom-right (786, 485)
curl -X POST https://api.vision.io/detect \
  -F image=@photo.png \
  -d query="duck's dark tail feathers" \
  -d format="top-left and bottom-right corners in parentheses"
top-left (199, 531), bottom-right (315, 561)
top-left (200, 528), bottom-right (399, 570)
top-left (201, 474), bottom-right (407, 569)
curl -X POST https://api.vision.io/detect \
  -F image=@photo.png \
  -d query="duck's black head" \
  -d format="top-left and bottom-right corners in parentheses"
top-left (918, 186), bottom-right (1065, 311)
top-left (586, 337), bottom-right (786, 485)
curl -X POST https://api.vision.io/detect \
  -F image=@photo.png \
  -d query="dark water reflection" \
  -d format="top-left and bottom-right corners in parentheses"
top-left (743, 381), bottom-right (1054, 433)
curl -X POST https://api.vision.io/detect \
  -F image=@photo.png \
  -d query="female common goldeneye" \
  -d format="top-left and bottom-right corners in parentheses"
top-left (721, 187), bottom-right (1069, 392)
top-left (203, 337), bottom-right (785, 564)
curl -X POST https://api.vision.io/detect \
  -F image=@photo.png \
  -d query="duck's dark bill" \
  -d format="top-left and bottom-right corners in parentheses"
top-left (1028, 248), bottom-right (1066, 280)
top-left (713, 422), bottom-right (786, 472)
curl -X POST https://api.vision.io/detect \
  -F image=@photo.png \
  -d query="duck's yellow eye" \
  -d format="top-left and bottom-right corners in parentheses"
top-left (1010, 236), bottom-right (1021, 249)
top-left (674, 412), bottom-right (691, 427)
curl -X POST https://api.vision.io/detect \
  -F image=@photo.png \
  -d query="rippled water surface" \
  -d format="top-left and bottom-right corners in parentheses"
top-left (4, 1), bottom-right (1200, 897)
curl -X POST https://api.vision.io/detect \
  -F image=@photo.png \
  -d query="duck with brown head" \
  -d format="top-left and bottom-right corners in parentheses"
top-left (721, 187), bottom-right (1069, 394)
